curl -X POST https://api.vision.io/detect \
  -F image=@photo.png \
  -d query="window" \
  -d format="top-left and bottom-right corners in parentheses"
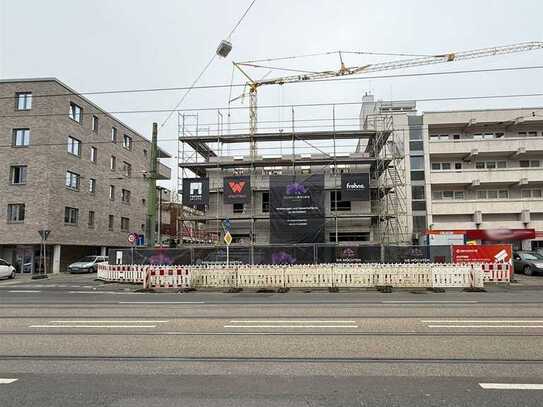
top-left (430, 134), bottom-right (449, 141)
top-left (89, 178), bottom-right (96, 193)
top-left (67, 136), bottom-right (81, 156)
top-left (452, 134), bottom-right (461, 140)
top-left (65, 171), bottom-right (80, 190)
top-left (410, 156), bottom-right (424, 170)
top-left (69, 102), bottom-right (82, 123)
top-left (10, 165), bottom-right (27, 185)
top-left (432, 191), bottom-right (465, 201)
top-left (121, 217), bottom-right (130, 232)
top-left (64, 207), bottom-right (79, 224)
top-left (110, 155), bottom-right (116, 170)
top-left (262, 192), bottom-right (269, 213)
top-left (442, 191), bottom-right (454, 200)
top-left (121, 189), bottom-right (131, 203)
top-left (123, 134), bottom-right (132, 150)
top-left (410, 171), bottom-right (425, 181)
top-left (520, 160), bottom-right (540, 168)
top-left (476, 161), bottom-right (485, 169)
top-left (108, 215), bottom-right (114, 231)
top-left (90, 146), bottom-right (97, 163)
top-left (92, 115), bottom-right (99, 132)
top-left (88, 211), bottom-right (95, 228)
top-left (123, 162), bottom-right (132, 177)
top-left (330, 191), bottom-right (351, 211)
top-left (16, 92), bottom-right (32, 110)
top-left (411, 186), bottom-right (425, 200)
top-left (412, 201), bottom-right (426, 211)
top-left (454, 162), bottom-right (462, 170)
top-left (413, 215), bottom-right (427, 233)
top-left (12, 128), bottom-right (30, 147)
top-left (497, 161), bottom-right (507, 169)
top-left (486, 161), bottom-right (496, 169)
top-left (109, 185), bottom-right (115, 201)
top-left (431, 163), bottom-right (441, 171)
top-left (233, 203), bottom-right (244, 214)
top-left (143, 149), bottom-right (148, 158)
top-left (528, 131), bottom-right (538, 137)
top-left (431, 162), bottom-right (452, 171)
top-left (111, 127), bottom-right (117, 143)
top-left (477, 190), bottom-right (507, 200)
top-left (476, 160), bottom-right (503, 169)
top-left (142, 198), bottom-right (146, 206)
top-left (454, 191), bottom-right (465, 200)
top-left (441, 162), bottom-right (451, 170)
top-left (432, 191), bottom-right (442, 200)
top-left (7, 203), bottom-right (25, 223)
top-left (522, 189), bottom-right (543, 199)
top-left (498, 190), bottom-right (509, 199)
top-left (409, 141), bottom-right (424, 151)
top-left (477, 190), bottom-right (486, 199)
top-left (487, 190), bottom-right (498, 199)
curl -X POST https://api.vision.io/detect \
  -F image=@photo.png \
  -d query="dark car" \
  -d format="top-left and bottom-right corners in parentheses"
top-left (513, 251), bottom-right (543, 276)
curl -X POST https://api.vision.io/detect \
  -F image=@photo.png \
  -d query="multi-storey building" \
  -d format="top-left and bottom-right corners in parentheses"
top-left (362, 95), bottom-right (543, 250)
top-left (0, 78), bottom-right (170, 273)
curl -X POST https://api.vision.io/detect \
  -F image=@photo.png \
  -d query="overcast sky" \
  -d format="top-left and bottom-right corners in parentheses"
top-left (1, 0), bottom-right (543, 189)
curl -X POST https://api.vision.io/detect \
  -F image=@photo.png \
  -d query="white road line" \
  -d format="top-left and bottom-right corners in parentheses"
top-left (119, 301), bottom-right (205, 304)
top-left (229, 320), bottom-right (357, 323)
top-left (428, 325), bottom-right (543, 328)
top-left (423, 320), bottom-right (543, 323)
top-left (48, 320), bottom-right (169, 323)
top-left (480, 383), bottom-right (543, 390)
top-left (0, 378), bottom-right (18, 384)
top-left (383, 301), bottom-right (478, 304)
top-left (68, 291), bottom-right (141, 295)
top-left (224, 325), bottom-right (359, 328)
top-left (29, 325), bottom-right (157, 328)
top-left (8, 290), bottom-right (41, 293)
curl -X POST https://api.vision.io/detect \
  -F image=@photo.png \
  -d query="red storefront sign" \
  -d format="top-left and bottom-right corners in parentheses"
top-left (451, 244), bottom-right (512, 264)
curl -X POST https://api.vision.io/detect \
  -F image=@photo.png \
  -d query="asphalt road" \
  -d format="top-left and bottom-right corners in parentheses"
top-left (1, 273), bottom-right (543, 406)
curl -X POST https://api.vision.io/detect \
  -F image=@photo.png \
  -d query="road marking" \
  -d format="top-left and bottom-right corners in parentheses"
top-left (224, 325), bottom-right (359, 329)
top-left (68, 291), bottom-right (140, 294)
top-left (479, 383), bottom-right (543, 390)
top-left (383, 301), bottom-right (478, 304)
top-left (428, 325), bottom-right (543, 328)
top-left (29, 325), bottom-right (157, 328)
top-left (423, 320), bottom-right (543, 323)
top-left (118, 301), bottom-right (205, 304)
top-left (48, 320), bottom-right (169, 323)
top-left (229, 320), bottom-right (357, 323)
top-left (0, 378), bottom-right (18, 384)
top-left (8, 290), bottom-right (41, 293)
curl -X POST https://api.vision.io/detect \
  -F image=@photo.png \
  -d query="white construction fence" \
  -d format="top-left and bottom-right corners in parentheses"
top-left (97, 262), bottom-right (506, 290)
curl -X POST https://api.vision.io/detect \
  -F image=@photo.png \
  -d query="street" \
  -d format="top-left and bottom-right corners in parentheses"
top-left (1, 274), bottom-right (543, 406)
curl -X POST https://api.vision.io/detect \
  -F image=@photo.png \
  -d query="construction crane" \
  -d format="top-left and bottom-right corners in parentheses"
top-left (232, 41), bottom-right (543, 142)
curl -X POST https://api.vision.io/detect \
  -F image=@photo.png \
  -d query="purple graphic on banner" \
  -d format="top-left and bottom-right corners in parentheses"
top-left (286, 182), bottom-right (307, 196)
top-left (271, 251), bottom-right (296, 265)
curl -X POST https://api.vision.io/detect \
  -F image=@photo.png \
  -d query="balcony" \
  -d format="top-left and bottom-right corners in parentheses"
top-left (431, 199), bottom-right (543, 215)
top-left (430, 168), bottom-right (543, 186)
top-left (157, 162), bottom-right (171, 180)
top-left (429, 137), bottom-right (543, 158)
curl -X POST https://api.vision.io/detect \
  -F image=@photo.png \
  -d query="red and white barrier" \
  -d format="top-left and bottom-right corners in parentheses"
top-left (143, 266), bottom-right (190, 290)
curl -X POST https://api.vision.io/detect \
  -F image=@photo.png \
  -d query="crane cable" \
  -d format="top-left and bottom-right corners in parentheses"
top-left (160, 0), bottom-right (257, 128)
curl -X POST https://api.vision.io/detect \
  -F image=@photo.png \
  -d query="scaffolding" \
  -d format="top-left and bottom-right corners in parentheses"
top-left (177, 104), bottom-right (409, 246)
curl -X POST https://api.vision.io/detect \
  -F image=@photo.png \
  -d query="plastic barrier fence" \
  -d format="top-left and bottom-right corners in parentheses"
top-left (98, 263), bottom-right (484, 289)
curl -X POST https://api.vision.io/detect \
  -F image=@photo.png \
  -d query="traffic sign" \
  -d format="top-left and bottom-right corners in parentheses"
top-left (222, 218), bottom-right (232, 233)
top-left (224, 231), bottom-right (232, 246)
top-left (137, 234), bottom-right (145, 246)
top-left (128, 233), bottom-right (137, 244)
top-left (38, 230), bottom-right (51, 241)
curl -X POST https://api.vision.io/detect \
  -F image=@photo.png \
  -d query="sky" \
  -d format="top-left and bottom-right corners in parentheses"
top-left (1, 0), bottom-right (543, 191)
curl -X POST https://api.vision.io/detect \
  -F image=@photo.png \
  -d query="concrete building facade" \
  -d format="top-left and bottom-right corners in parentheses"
top-left (0, 78), bottom-right (170, 273)
top-left (362, 96), bottom-right (543, 250)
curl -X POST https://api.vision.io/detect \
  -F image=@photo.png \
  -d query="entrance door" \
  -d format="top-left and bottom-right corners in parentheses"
top-left (15, 246), bottom-right (33, 273)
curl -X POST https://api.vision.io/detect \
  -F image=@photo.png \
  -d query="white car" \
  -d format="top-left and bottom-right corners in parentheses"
top-left (0, 258), bottom-right (16, 279)
top-left (68, 256), bottom-right (108, 273)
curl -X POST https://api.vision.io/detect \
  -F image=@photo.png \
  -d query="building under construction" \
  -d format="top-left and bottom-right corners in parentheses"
top-left (176, 100), bottom-right (409, 249)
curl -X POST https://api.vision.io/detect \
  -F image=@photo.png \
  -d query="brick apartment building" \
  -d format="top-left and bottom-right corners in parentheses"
top-left (0, 78), bottom-right (170, 273)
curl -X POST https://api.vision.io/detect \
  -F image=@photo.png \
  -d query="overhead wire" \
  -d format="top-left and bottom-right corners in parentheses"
top-left (159, 0), bottom-right (257, 128)
top-left (0, 65), bottom-right (541, 102)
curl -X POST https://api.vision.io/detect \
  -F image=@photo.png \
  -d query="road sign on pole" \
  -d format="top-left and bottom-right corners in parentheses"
top-left (224, 231), bottom-right (232, 246)
top-left (222, 218), bottom-right (232, 233)
top-left (128, 233), bottom-right (137, 244)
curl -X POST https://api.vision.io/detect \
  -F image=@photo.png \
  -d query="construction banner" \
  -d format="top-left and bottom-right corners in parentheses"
top-left (269, 174), bottom-right (325, 244)
top-left (341, 172), bottom-right (370, 201)
top-left (451, 244), bottom-right (512, 264)
top-left (223, 176), bottom-right (251, 204)
top-left (182, 178), bottom-right (209, 207)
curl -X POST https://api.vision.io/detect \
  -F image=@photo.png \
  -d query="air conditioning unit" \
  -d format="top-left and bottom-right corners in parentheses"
top-left (473, 210), bottom-right (483, 225)
top-left (521, 209), bottom-right (531, 224)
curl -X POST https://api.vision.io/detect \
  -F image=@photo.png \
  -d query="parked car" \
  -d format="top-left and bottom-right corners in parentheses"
top-left (68, 256), bottom-right (108, 274)
top-left (513, 251), bottom-right (543, 276)
top-left (0, 258), bottom-right (16, 279)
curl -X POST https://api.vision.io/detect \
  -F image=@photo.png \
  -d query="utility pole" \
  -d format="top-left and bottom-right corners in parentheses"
top-left (146, 123), bottom-right (158, 247)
